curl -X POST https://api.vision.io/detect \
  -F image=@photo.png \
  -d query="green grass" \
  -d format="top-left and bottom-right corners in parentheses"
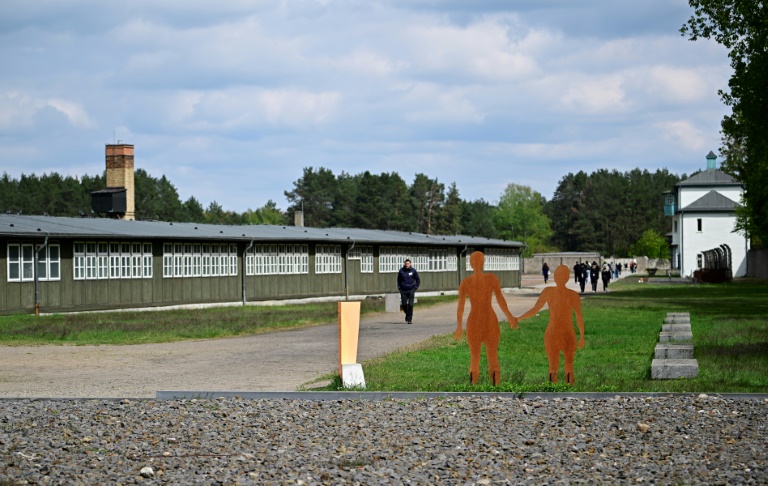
top-left (0, 295), bottom-right (454, 346)
top-left (321, 277), bottom-right (768, 393)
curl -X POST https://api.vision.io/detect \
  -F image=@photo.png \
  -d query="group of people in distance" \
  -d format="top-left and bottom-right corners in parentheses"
top-left (570, 260), bottom-right (618, 293)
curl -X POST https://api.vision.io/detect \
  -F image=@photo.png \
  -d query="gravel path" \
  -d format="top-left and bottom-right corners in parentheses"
top-left (1, 394), bottom-right (765, 484)
top-left (1, 275), bottom-right (766, 483)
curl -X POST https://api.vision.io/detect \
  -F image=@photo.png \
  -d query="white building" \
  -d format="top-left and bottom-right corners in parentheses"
top-left (664, 151), bottom-right (750, 278)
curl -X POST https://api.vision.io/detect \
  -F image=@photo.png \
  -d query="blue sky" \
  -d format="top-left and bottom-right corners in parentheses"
top-left (0, 0), bottom-right (730, 213)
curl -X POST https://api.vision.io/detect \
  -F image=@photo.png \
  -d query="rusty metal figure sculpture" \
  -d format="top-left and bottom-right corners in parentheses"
top-left (455, 251), bottom-right (518, 385)
top-left (516, 264), bottom-right (585, 385)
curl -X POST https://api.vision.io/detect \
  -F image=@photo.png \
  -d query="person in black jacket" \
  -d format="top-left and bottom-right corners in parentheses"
top-left (589, 261), bottom-right (599, 293)
top-left (576, 262), bottom-right (587, 293)
top-left (601, 263), bottom-right (612, 292)
top-left (397, 259), bottom-right (420, 324)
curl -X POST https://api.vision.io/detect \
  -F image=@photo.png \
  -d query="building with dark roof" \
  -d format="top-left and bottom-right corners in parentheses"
top-left (0, 145), bottom-right (523, 314)
top-left (663, 151), bottom-right (750, 277)
top-left (0, 213), bottom-right (523, 314)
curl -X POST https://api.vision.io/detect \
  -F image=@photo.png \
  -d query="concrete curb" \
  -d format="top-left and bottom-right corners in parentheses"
top-left (155, 390), bottom-right (768, 401)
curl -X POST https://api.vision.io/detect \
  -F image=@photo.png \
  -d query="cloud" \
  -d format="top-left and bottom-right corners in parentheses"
top-left (404, 15), bottom-right (541, 82)
top-left (655, 120), bottom-right (710, 151)
top-left (0, 0), bottom-right (734, 212)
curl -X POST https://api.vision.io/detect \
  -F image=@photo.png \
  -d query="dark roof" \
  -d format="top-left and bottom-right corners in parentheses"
top-left (91, 188), bottom-right (126, 195)
top-left (677, 169), bottom-right (739, 187)
top-left (681, 190), bottom-right (741, 212)
top-left (0, 215), bottom-right (523, 249)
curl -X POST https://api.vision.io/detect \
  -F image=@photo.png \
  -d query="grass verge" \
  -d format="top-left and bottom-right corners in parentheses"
top-left (319, 277), bottom-right (768, 393)
top-left (0, 295), bottom-right (454, 346)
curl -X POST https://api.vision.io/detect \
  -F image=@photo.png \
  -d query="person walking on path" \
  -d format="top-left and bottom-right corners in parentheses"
top-left (397, 259), bottom-right (420, 324)
top-left (455, 252), bottom-right (518, 385)
top-left (515, 265), bottom-right (585, 385)
top-left (589, 261), bottom-right (599, 293)
top-left (577, 262), bottom-right (588, 293)
top-left (573, 262), bottom-right (580, 284)
top-left (542, 262), bottom-right (550, 284)
top-left (601, 263), bottom-right (612, 292)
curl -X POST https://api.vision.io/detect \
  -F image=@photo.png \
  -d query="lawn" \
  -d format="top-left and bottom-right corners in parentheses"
top-left (0, 296), bottom-right (455, 346)
top-left (323, 277), bottom-right (768, 393)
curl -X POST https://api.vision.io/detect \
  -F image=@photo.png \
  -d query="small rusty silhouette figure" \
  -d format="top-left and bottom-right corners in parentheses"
top-left (455, 251), bottom-right (518, 385)
top-left (517, 264), bottom-right (585, 385)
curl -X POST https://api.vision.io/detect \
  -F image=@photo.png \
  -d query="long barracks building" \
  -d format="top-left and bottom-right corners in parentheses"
top-left (0, 214), bottom-right (524, 315)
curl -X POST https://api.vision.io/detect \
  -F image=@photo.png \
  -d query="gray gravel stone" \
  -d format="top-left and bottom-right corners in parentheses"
top-left (0, 396), bottom-right (764, 484)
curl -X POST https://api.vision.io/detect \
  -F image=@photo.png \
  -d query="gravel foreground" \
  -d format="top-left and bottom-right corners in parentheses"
top-left (1, 395), bottom-right (765, 485)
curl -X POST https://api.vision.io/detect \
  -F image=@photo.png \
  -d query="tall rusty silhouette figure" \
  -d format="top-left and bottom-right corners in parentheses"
top-left (517, 264), bottom-right (585, 385)
top-left (455, 252), bottom-right (518, 385)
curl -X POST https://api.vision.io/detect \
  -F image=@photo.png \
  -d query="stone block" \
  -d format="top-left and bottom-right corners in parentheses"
top-left (659, 331), bottom-right (693, 342)
top-left (662, 324), bottom-right (692, 333)
top-left (654, 343), bottom-right (694, 359)
top-left (651, 359), bottom-right (699, 379)
top-left (385, 293), bottom-right (400, 313)
top-left (341, 363), bottom-right (366, 388)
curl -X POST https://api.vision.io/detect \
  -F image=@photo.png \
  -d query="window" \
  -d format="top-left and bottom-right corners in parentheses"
top-left (348, 246), bottom-right (361, 260)
top-left (121, 243), bottom-right (131, 278)
top-left (111, 243), bottom-right (122, 279)
top-left (697, 218), bottom-right (703, 232)
top-left (163, 243), bottom-right (173, 278)
top-left (71, 241), bottom-right (152, 281)
top-left (132, 243), bottom-right (142, 278)
top-left (86, 242), bottom-right (97, 279)
top-left (183, 244), bottom-right (192, 277)
top-left (22, 244), bottom-right (35, 280)
top-left (466, 249), bottom-right (519, 272)
top-left (360, 246), bottom-right (373, 273)
top-left (143, 243), bottom-right (153, 278)
top-left (202, 244), bottom-right (211, 277)
top-left (161, 242), bottom-right (239, 279)
top-left (315, 244), bottom-right (341, 274)
top-left (97, 243), bottom-right (109, 279)
top-left (48, 244), bottom-right (60, 280)
top-left (246, 251), bottom-right (254, 276)
top-left (229, 244), bottom-right (238, 276)
top-left (173, 243), bottom-right (183, 277)
top-left (7, 243), bottom-right (61, 282)
top-left (247, 244), bottom-right (309, 276)
top-left (192, 244), bottom-right (201, 277)
top-left (74, 242), bottom-right (85, 280)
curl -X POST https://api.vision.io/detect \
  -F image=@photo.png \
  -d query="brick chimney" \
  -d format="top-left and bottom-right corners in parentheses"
top-left (105, 144), bottom-right (135, 220)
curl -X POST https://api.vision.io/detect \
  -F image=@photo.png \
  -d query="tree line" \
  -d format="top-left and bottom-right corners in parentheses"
top-left (1, 165), bottom-right (685, 257)
top-left (0, 170), bottom-right (283, 225)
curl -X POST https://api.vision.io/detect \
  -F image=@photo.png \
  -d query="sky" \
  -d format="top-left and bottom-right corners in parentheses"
top-left (0, 0), bottom-right (731, 213)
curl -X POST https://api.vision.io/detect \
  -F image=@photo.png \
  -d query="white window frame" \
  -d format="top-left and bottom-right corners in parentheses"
top-left (121, 243), bottom-right (132, 279)
top-left (142, 243), bottom-right (153, 278)
top-left (315, 244), bottom-right (342, 274)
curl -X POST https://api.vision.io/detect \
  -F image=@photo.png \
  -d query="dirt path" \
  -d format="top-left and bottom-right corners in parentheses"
top-left (0, 276), bottom-right (598, 398)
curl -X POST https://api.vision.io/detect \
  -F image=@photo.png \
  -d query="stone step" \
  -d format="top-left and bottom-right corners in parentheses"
top-left (662, 324), bottom-right (692, 333)
top-left (651, 359), bottom-right (699, 379)
top-left (664, 313), bottom-right (690, 324)
top-left (659, 331), bottom-right (693, 342)
top-left (654, 343), bottom-right (694, 359)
